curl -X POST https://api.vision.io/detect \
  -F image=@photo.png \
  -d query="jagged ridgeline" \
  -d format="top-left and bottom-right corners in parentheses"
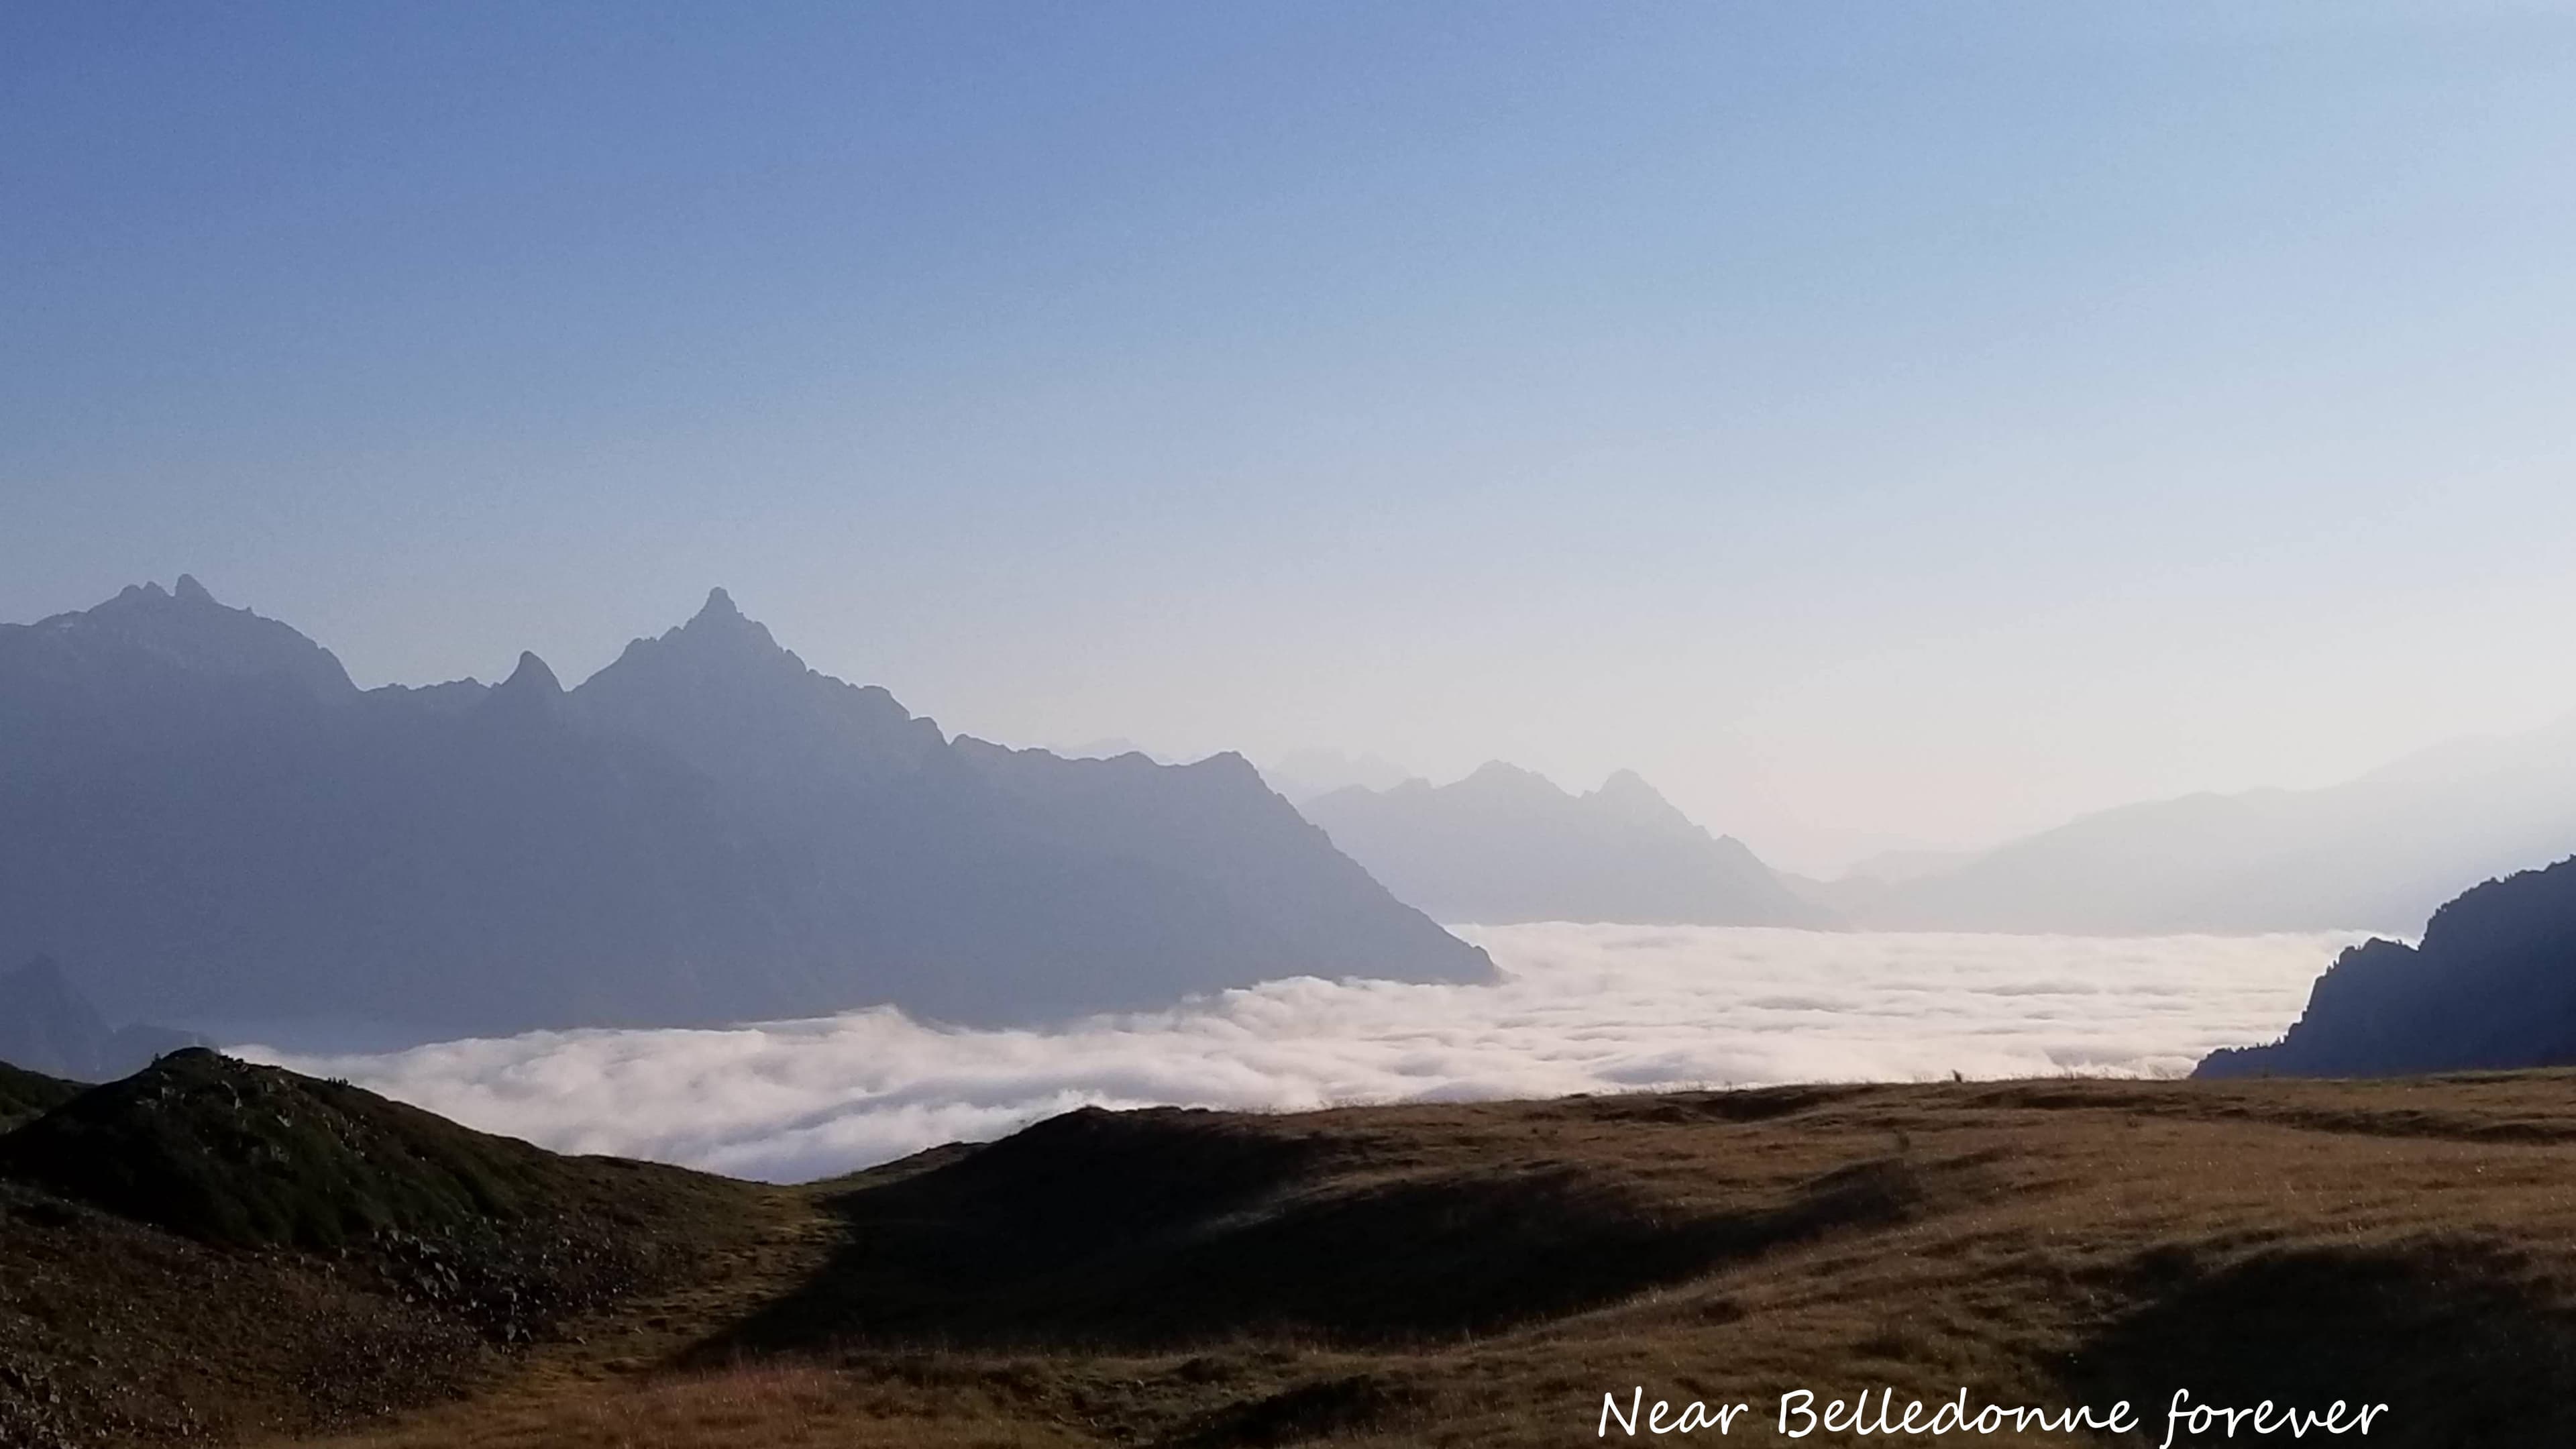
top-left (0, 580), bottom-right (1491, 1043)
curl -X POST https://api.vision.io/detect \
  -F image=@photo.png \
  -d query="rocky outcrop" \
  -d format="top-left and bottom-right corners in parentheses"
top-left (2198, 855), bottom-right (2576, 1077)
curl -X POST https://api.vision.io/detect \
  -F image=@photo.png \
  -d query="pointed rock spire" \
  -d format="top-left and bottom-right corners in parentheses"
top-left (481, 650), bottom-right (567, 726)
top-left (497, 651), bottom-right (563, 696)
top-left (665, 585), bottom-right (784, 657)
top-left (172, 574), bottom-right (215, 606)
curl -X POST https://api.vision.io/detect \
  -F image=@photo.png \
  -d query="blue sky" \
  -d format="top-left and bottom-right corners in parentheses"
top-left (7, 1), bottom-right (2576, 869)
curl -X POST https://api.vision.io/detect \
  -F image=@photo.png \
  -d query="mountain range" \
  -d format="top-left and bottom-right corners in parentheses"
top-left (1299, 763), bottom-right (1836, 927)
top-left (1805, 716), bottom-right (2576, 935)
top-left (0, 580), bottom-right (1490, 1044)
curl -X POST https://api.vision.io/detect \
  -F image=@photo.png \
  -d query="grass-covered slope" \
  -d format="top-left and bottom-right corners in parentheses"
top-left (0, 1052), bottom-right (794, 1449)
top-left (3, 1048), bottom-right (651, 1251)
top-left (723, 1098), bottom-right (1918, 1352)
top-left (338, 1075), bottom-right (2576, 1449)
top-left (25, 1058), bottom-right (2576, 1448)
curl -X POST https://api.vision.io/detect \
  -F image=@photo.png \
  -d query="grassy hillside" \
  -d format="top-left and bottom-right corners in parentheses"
top-left (0, 1051), bottom-right (804, 1448)
top-left (278, 1073), bottom-right (2576, 1449)
top-left (4, 1048), bottom-right (700, 1254)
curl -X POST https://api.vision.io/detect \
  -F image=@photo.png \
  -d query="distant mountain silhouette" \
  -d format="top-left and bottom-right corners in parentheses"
top-left (1827, 718), bottom-right (2576, 934)
top-left (2198, 855), bottom-right (2576, 1078)
top-left (0, 955), bottom-right (203, 1081)
top-left (0, 581), bottom-right (1491, 1042)
top-left (1298, 763), bottom-right (1837, 927)
top-left (1781, 847), bottom-right (1982, 918)
top-left (1260, 748), bottom-right (1415, 804)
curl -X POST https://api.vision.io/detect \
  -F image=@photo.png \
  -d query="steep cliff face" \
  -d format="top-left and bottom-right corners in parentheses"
top-left (2198, 854), bottom-right (2576, 1078)
top-left (0, 582), bottom-right (1490, 1043)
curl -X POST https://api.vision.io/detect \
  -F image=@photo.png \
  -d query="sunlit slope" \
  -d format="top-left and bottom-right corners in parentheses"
top-left (282, 1073), bottom-right (2576, 1449)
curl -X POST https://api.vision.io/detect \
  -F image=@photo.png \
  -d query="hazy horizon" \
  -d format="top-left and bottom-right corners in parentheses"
top-left (12, 3), bottom-right (2576, 873)
top-left (23, 572), bottom-right (2576, 879)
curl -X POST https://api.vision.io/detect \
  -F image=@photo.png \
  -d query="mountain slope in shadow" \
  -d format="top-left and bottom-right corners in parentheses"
top-left (2199, 853), bottom-right (2576, 1078)
top-left (0, 580), bottom-right (1490, 1042)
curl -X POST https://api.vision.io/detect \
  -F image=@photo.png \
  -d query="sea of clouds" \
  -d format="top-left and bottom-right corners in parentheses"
top-left (246, 925), bottom-right (2365, 1183)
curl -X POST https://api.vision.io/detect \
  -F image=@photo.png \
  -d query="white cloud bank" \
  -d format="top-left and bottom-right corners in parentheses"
top-left (246, 926), bottom-right (2363, 1184)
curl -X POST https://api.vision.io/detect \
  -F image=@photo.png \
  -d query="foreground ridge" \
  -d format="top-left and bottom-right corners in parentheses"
top-left (11, 1054), bottom-right (2576, 1446)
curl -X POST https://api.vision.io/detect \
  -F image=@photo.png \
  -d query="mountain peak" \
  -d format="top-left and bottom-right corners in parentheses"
top-left (1588, 769), bottom-right (1707, 839)
top-left (572, 593), bottom-right (945, 792)
top-left (41, 579), bottom-right (357, 700)
top-left (1459, 760), bottom-right (1563, 798)
top-left (668, 586), bottom-right (784, 657)
top-left (496, 651), bottom-right (563, 696)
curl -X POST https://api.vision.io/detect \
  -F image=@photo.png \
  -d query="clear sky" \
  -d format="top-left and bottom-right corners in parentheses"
top-left (8, 1), bottom-right (2576, 873)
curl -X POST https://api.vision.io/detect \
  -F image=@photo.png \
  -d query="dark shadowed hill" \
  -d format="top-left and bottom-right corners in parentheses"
top-left (680, 1077), bottom-right (2576, 1449)
top-left (0, 580), bottom-right (1489, 1042)
top-left (2198, 854), bottom-right (2576, 1079)
top-left (1299, 762), bottom-right (1835, 927)
top-left (0, 1051), bottom-right (786, 1448)
top-left (1, 1049), bottom-right (711, 1254)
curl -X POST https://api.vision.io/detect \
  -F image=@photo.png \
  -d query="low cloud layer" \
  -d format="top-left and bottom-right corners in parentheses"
top-left (248, 925), bottom-right (2363, 1183)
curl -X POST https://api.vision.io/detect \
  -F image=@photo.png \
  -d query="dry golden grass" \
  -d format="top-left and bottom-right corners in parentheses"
top-left (304, 1362), bottom-right (1091, 1449)
top-left (274, 1073), bottom-right (2576, 1448)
